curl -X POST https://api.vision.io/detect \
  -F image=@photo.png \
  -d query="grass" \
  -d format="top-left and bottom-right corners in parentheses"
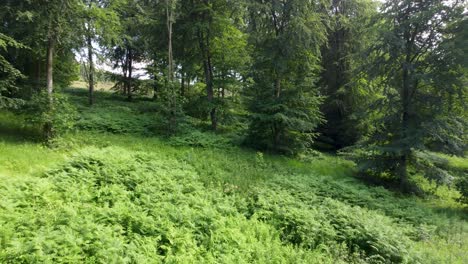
top-left (0, 111), bottom-right (67, 177)
top-left (0, 88), bottom-right (467, 263)
top-left (71, 80), bottom-right (115, 92)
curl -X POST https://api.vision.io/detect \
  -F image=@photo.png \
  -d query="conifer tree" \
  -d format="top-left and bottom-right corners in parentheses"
top-left (245, 0), bottom-right (327, 154)
top-left (353, 0), bottom-right (467, 192)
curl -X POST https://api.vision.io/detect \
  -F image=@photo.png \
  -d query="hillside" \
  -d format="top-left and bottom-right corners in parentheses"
top-left (0, 88), bottom-right (466, 263)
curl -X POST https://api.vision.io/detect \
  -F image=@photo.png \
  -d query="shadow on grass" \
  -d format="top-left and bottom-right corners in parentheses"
top-left (0, 111), bottom-right (42, 143)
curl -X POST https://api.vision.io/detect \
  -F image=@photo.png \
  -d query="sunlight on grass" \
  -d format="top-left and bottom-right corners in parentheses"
top-left (71, 80), bottom-right (115, 91)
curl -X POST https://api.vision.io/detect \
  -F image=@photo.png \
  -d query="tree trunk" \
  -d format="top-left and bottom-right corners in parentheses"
top-left (86, 27), bottom-right (95, 106)
top-left (275, 78), bottom-right (281, 98)
top-left (44, 36), bottom-right (55, 140)
top-left (167, 2), bottom-right (174, 82)
top-left (127, 47), bottom-right (133, 101)
top-left (167, 0), bottom-right (176, 131)
top-left (400, 54), bottom-right (411, 192)
top-left (34, 58), bottom-right (42, 91)
top-left (273, 124), bottom-right (281, 150)
top-left (181, 72), bottom-right (185, 96)
top-left (199, 30), bottom-right (217, 130)
top-left (205, 61), bottom-right (216, 130)
top-left (221, 71), bottom-right (226, 98)
top-left (46, 38), bottom-right (54, 97)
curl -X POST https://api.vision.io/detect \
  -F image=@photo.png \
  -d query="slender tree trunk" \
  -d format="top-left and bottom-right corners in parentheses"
top-left (86, 27), bottom-right (95, 106)
top-left (127, 47), bottom-right (133, 101)
top-left (207, 65), bottom-right (216, 130)
top-left (273, 77), bottom-right (281, 149)
top-left (34, 58), bottom-right (42, 91)
top-left (221, 71), bottom-right (226, 98)
top-left (167, 2), bottom-right (174, 82)
top-left (122, 49), bottom-right (128, 97)
top-left (46, 38), bottom-right (54, 97)
top-left (181, 72), bottom-right (185, 96)
top-left (275, 78), bottom-right (281, 98)
top-left (203, 59), bottom-right (216, 130)
top-left (273, 124), bottom-right (281, 150)
top-left (199, 30), bottom-right (217, 130)
top-left (400, 54), bottom-right (411, 192)
top-left (166, 0), bottom-right (177, 131)
top-left (44, 35), bottom-right (55, 140)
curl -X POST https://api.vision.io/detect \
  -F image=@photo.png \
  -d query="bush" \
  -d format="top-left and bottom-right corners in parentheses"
top-left (455, 175), bottom-right (468, 204)
top-left (22, 92), bottom-right (78, 139)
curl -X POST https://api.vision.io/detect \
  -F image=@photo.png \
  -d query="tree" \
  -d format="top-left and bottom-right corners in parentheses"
top-left (164, 0), bottom-right (183, 131)
top-left (211, 19), bottom-right (250, 100)
top-left (40, 0), bottom-right (81, 139)
top-left (0, 0), bottom-right (82, 141)
top-left (245, 0), bottom-right (327, 154)
top-left (175, 0), bottom-right (242, 130)
top-left (105, 0), bottom-right (145, 101)
top-left (352, 0), bottom-right (467, 192)
top-left (317, 0), bottom-right (377, 149)
top-left (78, 0), bottom-right (121, 105)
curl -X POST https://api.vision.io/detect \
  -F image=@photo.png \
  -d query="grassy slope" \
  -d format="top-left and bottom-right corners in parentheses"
top-left (0, 87), bottom-right (467, 263)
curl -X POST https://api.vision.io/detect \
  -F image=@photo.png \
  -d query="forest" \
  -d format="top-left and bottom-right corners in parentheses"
top-left (0, 0), bottom-right (467, 263)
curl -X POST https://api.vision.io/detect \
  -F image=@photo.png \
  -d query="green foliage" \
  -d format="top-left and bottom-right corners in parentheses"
top-left (349, 0), bottom-right (468, 192)
top-left (246, 90), bottom-right (324, 154)
top-left (0, 33), bottom-right (26, 109)
top-left (0, 147), bottom-right (335, 263)
top-left (53, 51), bottom-right (80, 89)
top-left (1, 135), bottom-right (466, 263)
top-left (0, 0), bottom-right (467, 262)
top-left (77, 105), bottom-right (153, 134)
top-left (455, 176), bottom-right (468, 205)
top-left (0, 87), bottom-right (466, 262)
top-left (184, 93), bottom-right (212, 120)
top-left (245, 0), bottom-right (327, 154)
top-left (317, 0), bottom-right (377, 148)
top-left (70, 93), bottom-right (154, 134)
top-left (169, 130), bottom-right (231, 148)
top-left (157, 81), bottom-right (187, 134)
top-left (22, 92), bottom-right (78, 138)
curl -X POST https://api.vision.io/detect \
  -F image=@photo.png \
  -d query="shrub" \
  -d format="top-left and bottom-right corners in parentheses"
top-left (22, 92), bottom-right (78, 139)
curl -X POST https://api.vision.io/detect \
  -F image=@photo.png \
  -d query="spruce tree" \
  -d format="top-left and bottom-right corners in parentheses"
top-left (245, 0), bottom-right (326, 154)
top-left (352, 0), bottom-right (467, 192)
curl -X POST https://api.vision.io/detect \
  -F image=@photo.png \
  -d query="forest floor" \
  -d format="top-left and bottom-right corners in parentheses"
top-left (0, 86), bottom-right (467, 263)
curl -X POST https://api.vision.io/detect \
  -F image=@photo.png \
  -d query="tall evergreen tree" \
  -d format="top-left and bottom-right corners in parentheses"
top-left (245, 0), bottom-right (327, 154)
top-left (318, 0), bottom-right (377, 149)
top-left (352, 0), bottom-right (467, 192)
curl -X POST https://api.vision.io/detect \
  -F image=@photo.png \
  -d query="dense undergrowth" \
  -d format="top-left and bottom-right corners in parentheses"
top-left (0, 88), bottom-right (467, 263)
